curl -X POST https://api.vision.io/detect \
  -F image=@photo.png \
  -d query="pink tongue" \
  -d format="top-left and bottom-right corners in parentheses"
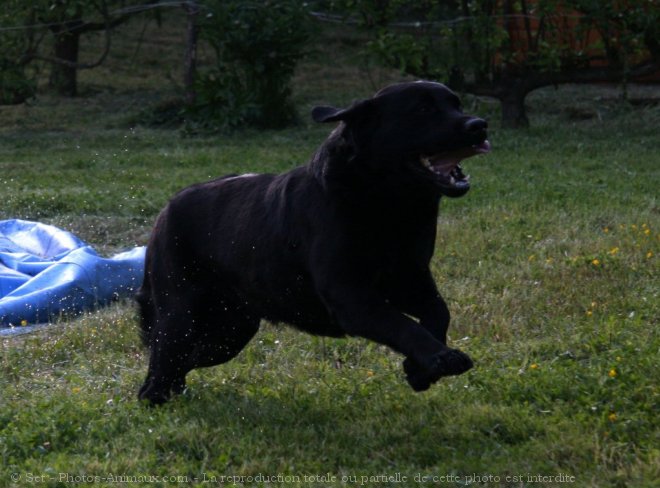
top-left (432, 156), bottom-right (461, 170)
top-left (429, 139), bottom-right (491, 169)
top-left (476, 140), bottom-right (492, 153)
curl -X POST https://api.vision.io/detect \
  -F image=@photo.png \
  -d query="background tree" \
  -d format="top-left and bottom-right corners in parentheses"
top-left (328, 0), bottom-right (660, 127)
top-left (40, 0), bottom-right (137, 96)
top-left (0, 0), bottom-right (150, 100)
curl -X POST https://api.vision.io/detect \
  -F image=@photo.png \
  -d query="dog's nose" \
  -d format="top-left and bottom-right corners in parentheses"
top-left (465, 118), bottom-right (488, 132)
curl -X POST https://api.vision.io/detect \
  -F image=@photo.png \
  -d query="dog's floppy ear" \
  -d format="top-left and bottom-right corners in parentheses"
top-left (312, 100), bottom-right (372, 123)
top-left (311, 106), bottom-right (344, 123)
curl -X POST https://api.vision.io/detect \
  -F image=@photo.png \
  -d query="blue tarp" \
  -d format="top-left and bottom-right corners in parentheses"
top-left (0, 219), bottom-right (145, 334)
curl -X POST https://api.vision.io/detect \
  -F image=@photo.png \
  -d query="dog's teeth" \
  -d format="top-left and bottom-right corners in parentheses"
top-left (449, 175), bottom-right (456, 185)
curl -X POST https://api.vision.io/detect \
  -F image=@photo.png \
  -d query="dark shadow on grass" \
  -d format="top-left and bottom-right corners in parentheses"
top-left (143, 378), bottom-right (542, 471)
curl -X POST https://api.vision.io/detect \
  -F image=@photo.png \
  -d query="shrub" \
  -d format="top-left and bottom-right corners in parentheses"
top-left (0, 6), bottom-right (38, 105)
top-left (188, 0), bottom-right (311, 130)
top-left (0, 59), bottom-right (36, 105)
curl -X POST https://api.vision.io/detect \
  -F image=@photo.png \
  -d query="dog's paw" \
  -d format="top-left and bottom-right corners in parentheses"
top-left (138, 381), bottom-right (172, 406)
top-left (404, 348), bottom-right (473, 392)
top-left (428, 348), bottom-right (473, 380)
top-left (403, 357), bottom-right (432, 392)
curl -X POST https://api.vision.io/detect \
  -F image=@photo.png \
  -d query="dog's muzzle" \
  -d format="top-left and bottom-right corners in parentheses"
top-left (420, 139), bottom-right (491, 197)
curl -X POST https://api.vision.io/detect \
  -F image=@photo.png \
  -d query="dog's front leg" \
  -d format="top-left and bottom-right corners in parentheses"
top-left (388, 266), bottom-right (452, 343)
top-left (399, 300), bottom-right (473, 391)
top-left (315, 277), bottom-right (472, 388)
top-left (400, 285), bottom-right (473, 392)
top-left (387, 266), bottom-right (473, 391)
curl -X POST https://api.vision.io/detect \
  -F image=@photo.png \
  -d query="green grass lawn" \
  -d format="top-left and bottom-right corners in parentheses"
top-left (1, 17), bottom-right (659, 488)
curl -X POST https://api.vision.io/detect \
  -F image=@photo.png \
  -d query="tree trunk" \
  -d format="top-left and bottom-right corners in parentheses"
top-left (501, 88), bottom-right (529, 128)
top-left (183, 1), bottom-right (199, 106)
top-left (49, 30), bottom-right (80, 97)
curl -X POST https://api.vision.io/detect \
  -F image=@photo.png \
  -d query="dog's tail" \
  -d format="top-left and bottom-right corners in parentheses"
top-left (136, 246), bottom-right (155, 347)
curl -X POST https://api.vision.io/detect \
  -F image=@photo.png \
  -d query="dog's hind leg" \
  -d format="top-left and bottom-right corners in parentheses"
top-left (137, 285), bottom-right (207, 404)
top-left (138, 310), bottom-right (197, 404)
top-left (138, 291), bottom-right (260, 405)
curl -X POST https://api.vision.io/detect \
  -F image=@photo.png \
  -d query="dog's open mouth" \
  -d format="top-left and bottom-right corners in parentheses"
top-left (420, 140), bottom-right (491, 197)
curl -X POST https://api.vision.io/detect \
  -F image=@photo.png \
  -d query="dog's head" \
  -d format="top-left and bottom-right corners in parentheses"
top-left (312, 81), bottom-right (490, 197)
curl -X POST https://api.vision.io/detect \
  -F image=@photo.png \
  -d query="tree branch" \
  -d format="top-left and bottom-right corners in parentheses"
top-left (463, 58), bottom-right (659, 100)
top-left (32, 1), bottom-right (160, 70)
top-left (37, 1), bottom-right (113, 70)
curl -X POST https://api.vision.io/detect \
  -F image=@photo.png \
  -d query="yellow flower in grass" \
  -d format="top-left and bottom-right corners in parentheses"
top-left (592, 258), bottom-right (601, 266)
top-left (72, 387), bottom-right (82, 394)
top-left (608, 247), bottom-right (619, 256)
top-left (608, 368), bottom-right (617, 378)
top-left (530, 363), bottom-right (539, 370)
top-left (647, 251), bottom-right (654, 259)
top-left (608, 413), bottom-right (617, 422)
top-left (586, 310), bottom-right (593, 317)
top-left (366, 370), bottom-right (375, 377)
top-left (20, 320), bottom-right (28, 327)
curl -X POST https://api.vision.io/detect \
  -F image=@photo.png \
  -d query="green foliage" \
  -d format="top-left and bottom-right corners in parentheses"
top-left (188, 0), bottom-right (311, 130)
top-left (0, 59), bottom-right (36, 105)
top-left (336, 0), bottom-right (658, 83)
top-left (331, 0), bottom-right (659, 128)
top-left (0, 6), bottom-right (38, 104)
top-left (570, 0), bottom-right (660, 69)
top-left (325, 0), bottom-right (498, 82)
top-left (327, 0), bottom-right (473, 81)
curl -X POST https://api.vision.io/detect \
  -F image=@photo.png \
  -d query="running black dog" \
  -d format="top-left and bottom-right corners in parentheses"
top-left (137, 81), bottom-right (490, 404)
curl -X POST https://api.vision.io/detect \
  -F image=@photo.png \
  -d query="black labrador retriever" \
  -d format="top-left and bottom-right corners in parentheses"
top-left (137, 81), bottom-right (490, 404)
